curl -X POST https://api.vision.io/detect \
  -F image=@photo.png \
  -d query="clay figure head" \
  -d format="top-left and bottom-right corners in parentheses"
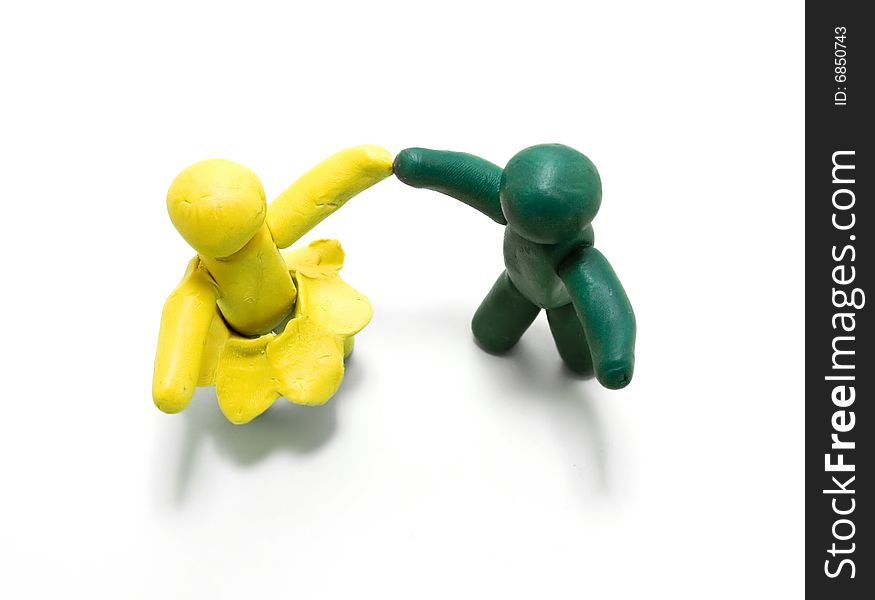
top-left (499, 144), bottom-right (602, 244)
top-left (167, 158), bottom-right (267, 258)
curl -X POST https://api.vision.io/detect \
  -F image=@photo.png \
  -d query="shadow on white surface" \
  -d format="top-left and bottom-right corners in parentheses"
top-left (170, 354), bottom-right (366, 504)
top-left (378, 304), bottom-right (617, 500)
top-left (473, 333), bottom-right (613, 494)
top-left (159, 306), bottom-right (619, 507)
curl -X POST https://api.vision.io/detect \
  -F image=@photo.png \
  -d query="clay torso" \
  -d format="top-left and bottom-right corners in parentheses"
top-left (200, 225), bottom-right (298, 336)
top-left (502, 225), bottom-right (594, 309)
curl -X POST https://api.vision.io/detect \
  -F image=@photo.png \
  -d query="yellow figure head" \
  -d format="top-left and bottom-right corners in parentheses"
top-left (167, 159), bottom-right (266, 258)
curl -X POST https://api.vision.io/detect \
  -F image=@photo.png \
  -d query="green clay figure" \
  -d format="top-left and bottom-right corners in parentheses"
top-left (394, 144), bottom-right (636, 389)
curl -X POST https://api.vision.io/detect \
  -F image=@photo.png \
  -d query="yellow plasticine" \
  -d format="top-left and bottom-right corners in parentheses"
top-left (197, 240), bottom-right (370, 424)
top-left (167, 159), bottom-right (267, 258)
top-left (152, 258), bottom-right (218, 414)
top-left (267, 316), bottom-right (346, 407)
top-left (284, 239), bottom-right (373, 336)
top-left (197, 307), bottom-right (231, 387)
top-left (199, 224), bottom-right (298, 336)
top-left (153, 146), bottom-right (389, 423)
top-left (216, 336), bottom-right (279, 424)
top-left (282, 237), bottom-right (346, 277)
top-left (267, 145), bottom-right (393, 248)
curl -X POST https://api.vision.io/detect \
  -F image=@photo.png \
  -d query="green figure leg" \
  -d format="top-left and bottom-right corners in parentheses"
top-left (472, 271), bottom-right (540, 354)
top-left (546, 303), bottom-right (594, 376)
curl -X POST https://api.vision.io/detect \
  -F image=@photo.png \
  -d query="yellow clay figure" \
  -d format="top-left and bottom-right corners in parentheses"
top-left (153, 145), bottom-right (393, 424)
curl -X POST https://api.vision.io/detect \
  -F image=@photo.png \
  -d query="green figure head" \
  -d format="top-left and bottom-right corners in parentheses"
top-left (500, 144), bottom-right (602, 244)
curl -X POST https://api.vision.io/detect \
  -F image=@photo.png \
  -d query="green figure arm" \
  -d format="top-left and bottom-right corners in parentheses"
top-left (393, 148), bottom-right (508, 225)
top-left (558, 247), bottom-right (636, 389)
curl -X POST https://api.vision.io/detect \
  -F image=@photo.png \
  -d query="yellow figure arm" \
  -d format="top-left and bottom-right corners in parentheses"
top-left (153, 259), bottom-right (219, 413)
top-left (267, 145), bottom-right (393, 248)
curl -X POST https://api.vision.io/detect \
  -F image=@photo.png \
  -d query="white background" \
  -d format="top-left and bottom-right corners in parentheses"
top-left (0, 1), bottom-right (804, 598)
